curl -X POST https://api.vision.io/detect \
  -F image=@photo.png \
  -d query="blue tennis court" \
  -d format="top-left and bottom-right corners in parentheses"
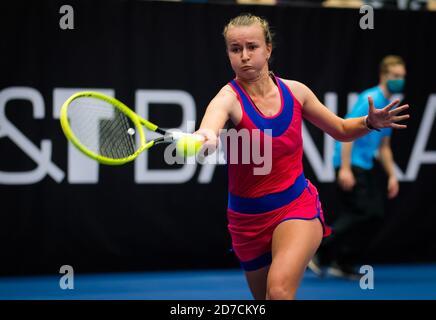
top-left (1, 264), bottom-right (435, 300)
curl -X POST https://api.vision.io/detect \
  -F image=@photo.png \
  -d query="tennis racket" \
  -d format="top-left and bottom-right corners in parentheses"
top-left (60, 91), bottom-right (201, 165)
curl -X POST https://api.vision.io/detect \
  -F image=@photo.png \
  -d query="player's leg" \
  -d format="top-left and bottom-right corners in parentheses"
top-left (266, 219), bottom-right (323, 300)
top-left (244, 265), bottom-right (270, 300)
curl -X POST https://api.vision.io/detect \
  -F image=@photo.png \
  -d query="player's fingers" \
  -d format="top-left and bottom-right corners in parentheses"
top-left (391, 123), bottom-right (408, 129)
top-left (341, 179), bottom-right (352, 191)
top-left (194, 128), bottom-right (217, 143)
top-left (340, 182), bottom-right (349, 191)
top-left (367, 96), bottom-right (375, 112)
top-left (388, 184), bottom-right (399, 199)
top-left (391, 114), bottom-right (410, 122)
top-left (191, 133), bottom-right (206, 142)
top-left (384, 99), bottom-right (400, 112)
top-left (338, 178), bottom-right (345, 190)
top-left (389, 104), bottom-right (409, 116)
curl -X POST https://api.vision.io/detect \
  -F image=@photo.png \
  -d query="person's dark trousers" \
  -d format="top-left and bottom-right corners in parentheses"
top-left (319, 165), bottom-right (386, 267)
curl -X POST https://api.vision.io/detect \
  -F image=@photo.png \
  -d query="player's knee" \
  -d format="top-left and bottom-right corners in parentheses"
top-left (266, 284), bottom-right (295, 300)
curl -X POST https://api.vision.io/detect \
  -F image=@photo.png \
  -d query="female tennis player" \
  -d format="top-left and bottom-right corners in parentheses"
top-left (195, 14), bottom-right (409, 300)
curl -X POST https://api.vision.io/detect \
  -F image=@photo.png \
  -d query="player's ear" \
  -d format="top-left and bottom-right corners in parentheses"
top-left (266, 43), bottom-right (272, 60)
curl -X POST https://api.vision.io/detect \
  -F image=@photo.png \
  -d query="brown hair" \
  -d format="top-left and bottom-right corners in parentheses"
top-left (222, 13), bottom-right (274, 47)
top-left (380, 55), bottom-right (405, 74)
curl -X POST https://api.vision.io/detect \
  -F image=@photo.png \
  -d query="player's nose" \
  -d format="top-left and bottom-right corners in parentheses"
top-left (241, 48), bottom-right (249, 61)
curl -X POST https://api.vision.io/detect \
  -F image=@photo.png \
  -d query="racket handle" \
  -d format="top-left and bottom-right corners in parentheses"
top-left (171, 132), bottom-right (205, 142)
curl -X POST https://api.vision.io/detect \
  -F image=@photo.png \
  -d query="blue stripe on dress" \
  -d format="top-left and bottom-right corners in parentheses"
top-left (228, 172), bottom-right (307, 214)
top-left (240, 251), bottom-right (272, 271)
top-left (230, 77), bottom-right (293, 137)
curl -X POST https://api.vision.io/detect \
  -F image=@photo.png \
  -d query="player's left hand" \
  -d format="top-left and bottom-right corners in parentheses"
top-left (387, 175), bottom-right (399, 199)
top-left (367, 96), bottom-right (410, 130)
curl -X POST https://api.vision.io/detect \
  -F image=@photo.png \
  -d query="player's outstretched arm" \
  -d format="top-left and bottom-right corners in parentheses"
top-left (299, 82), bottom-right (409, 142)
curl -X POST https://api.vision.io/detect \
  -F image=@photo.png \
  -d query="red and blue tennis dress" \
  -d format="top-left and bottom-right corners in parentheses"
top-left (226, 76), bottom-right (332, 271)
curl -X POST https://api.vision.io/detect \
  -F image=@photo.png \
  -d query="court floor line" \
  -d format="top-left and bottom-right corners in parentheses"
top-left (0, 264), bottom-right (435, 300)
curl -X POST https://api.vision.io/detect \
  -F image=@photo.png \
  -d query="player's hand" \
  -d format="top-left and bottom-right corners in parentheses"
top-left (194, 128), bottom-right (219, 158)
top-left (338, 167), bottom-right (356, 191)
top-left (387, 175), bottom-right (399, 199)
top-left (366, 96), bottom-right (410, 130)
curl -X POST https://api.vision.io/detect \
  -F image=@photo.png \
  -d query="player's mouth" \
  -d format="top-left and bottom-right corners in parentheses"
top-left (241, 65), bottom-right (253, 71)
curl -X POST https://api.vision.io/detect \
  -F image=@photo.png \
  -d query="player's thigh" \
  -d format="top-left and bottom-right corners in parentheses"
top-left (244, 265), bottom-right (270, 300)
top-left (267, 219), bottom-right (323, 298)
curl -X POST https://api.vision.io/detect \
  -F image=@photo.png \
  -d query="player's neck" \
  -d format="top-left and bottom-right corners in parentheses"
top-left (237, 69), bottom-right (275, 98)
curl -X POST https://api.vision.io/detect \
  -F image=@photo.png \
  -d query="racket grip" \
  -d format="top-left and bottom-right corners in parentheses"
top-left (170, 132), bottom-right (205, 143)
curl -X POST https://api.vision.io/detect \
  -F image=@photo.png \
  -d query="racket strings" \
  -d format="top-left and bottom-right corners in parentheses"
top-left (99, 109), bottom-right (136, 158)
top-left (68, 98), bottom-right (138, 159)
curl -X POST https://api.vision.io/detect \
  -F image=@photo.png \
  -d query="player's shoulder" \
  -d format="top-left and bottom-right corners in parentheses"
top-left (221, 83), bottom-right (238, 96)
top-left (278, 78), bottom-right (300, 87)
top-left (278, 78), bottom-right (310, 92)
top-left (277, 78), bottom-right (308, 104)
top-left (215, 84), bottom-right (239, 103)
top-left (207, 84), bottom-right (239, 113)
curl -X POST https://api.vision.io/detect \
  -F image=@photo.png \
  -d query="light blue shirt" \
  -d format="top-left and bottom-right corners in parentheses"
top-left (333, 86), bottom-right (392, 170)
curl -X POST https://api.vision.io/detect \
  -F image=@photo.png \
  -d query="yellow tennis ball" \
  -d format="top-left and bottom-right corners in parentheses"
top-left (176, 135), bottom-right (203, 157)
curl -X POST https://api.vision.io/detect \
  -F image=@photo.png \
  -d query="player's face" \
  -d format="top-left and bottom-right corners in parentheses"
top-left (225, 24), bottom-right (272, 80)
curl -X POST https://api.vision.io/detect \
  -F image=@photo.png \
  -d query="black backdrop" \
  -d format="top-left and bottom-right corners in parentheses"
top-left (1, 1), bottom-right (435, 275)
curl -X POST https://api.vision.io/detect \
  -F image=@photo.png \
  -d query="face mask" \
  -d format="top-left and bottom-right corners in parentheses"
top-left (387, 79), bottom-right (405, 93)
